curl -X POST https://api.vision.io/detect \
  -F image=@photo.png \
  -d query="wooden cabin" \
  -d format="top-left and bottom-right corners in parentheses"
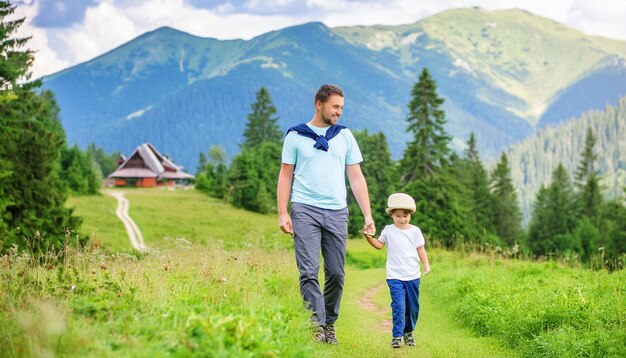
top-left (108, 143), bottom-right (194, 188)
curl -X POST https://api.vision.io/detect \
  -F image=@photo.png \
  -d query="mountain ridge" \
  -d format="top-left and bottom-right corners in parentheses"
top-left (42, 7), bottom-right (626, 170)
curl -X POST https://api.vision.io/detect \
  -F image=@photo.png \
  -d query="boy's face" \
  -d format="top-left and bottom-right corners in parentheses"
top-left (391, 210), bottom-right (411, 228)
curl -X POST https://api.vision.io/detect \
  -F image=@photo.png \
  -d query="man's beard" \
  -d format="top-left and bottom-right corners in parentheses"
top-left (321, 113), bottom-right (338, 125)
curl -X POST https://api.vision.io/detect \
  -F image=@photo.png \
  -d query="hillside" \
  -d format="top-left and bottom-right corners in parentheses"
top-left (505, 96), bottom-right (626, 222)
top-left (42, 8), bottom-right (626, 169)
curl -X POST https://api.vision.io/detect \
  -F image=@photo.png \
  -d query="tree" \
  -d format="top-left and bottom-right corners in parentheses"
top-left (574, 128), bottom-right (603, 220)
top-left (347, 130), bottom-right (397, 236)
top-left (527, 163), bottom-right (576, 255)
top-left (0, 1), bottom-right (78, 250)
top-left (196, 152), bottom-right (208, 175)
top-left (86, 143), bottom-right (120, 177)
top-left (399, 68), bottom-right (465, 246)
top-left (400, 68), bottom-right (451, 182)
top-left (60, 145), bottom-right (101, 195)
top-left (241, 87), bottom-right (282, 149)
top-left (458, 133), bottom-right (495, 240)
top-left (0, 90), bottom-right (79, 249)
top-left (228, 141), bottom-right (281, 214)
top-left (490, 153), bottom-right (522, 246)
top-left (0, 1), bottom-right (33, 98)
top-left (202, 145), bottom-right (228, 199)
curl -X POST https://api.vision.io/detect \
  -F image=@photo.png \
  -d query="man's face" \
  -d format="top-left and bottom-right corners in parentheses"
top-left (317, 94), bottom-right (344, 126)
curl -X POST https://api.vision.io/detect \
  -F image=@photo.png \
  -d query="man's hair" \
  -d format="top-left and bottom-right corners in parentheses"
top-left (315, 84), bottom-right (344, 103)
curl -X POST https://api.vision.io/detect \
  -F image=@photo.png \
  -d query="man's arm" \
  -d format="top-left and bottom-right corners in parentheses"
top-left (277, 163), bottom-right (295, 235)
top-left (346, 163), bottom-right (375, 235)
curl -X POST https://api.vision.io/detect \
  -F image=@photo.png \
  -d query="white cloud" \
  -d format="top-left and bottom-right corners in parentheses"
top-left (12, 0), bottom-right (626, 80)
top-left (13, 1), bottom-right (70, 79)
top-left (61, 1), bottom-right (136, 63)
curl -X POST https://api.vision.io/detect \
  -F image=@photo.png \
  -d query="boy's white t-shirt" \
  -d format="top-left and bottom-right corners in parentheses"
top-left (377, 224), bottom-right (425, 280)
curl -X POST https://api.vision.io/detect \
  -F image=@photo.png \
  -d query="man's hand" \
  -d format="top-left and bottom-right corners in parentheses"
top-left (423, 267), bottom-right (431, 276)
top-left (279, 213), bottom-right (293, 235)
top-left (363, 221), bottom-right (376, 237)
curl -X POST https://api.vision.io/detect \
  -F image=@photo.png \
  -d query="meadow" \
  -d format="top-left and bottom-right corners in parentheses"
top-left (1, 188), bottom-right (624, 357)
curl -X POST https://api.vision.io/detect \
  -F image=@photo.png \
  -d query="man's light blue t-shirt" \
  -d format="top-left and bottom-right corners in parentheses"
top-left (282, 123), bottom-right (363, 210)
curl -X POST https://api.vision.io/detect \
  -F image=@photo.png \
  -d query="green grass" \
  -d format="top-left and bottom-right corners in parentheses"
top-left (0, 243), bottom-right (315, 357)
top-left (336, 239), bottom-right (514, 357)
top-left (68, 188), bottom-right (289, 251)
top-left (10, 188), bottom-right (623, 356)
top-left (427, 250), bottom-right (626, 357)
top-left (66, 193), bottom-right (128, 252)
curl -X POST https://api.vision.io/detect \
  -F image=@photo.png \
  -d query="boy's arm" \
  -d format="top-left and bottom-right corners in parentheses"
top-left (417, 246), bottom-right (430, 275)
top-left (364, 233), bottom-right (384, 250)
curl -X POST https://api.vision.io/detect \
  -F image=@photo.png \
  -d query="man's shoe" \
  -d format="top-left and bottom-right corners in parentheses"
top-left (313, 326), bottom-right (325, 343)
top-left (391, 337), bottom-right (402, 348)
top-left (324, 324), bottom-right (338, 345)
top-left (403, 332), bottom-right (416, 347)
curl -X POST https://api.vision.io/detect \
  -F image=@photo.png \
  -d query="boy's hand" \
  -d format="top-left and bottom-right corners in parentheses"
top-left (423, 267), bottom-right (431, 276)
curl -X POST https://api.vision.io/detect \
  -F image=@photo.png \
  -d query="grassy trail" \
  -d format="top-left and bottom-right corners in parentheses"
top-left (322, 240), bottom-right (516, 357)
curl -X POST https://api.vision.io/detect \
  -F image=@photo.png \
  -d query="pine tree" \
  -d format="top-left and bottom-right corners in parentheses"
top-left (400, 68), bottom-right (451, 182)
top-left (196, 152), bottom-right (208, 175)
top-left (347, 130), bottom-right (397, 235)
top-left (574, 128), bottom-right (603, 220)
top-left (460, 133), bottom-right (495, 240)
top-left (0, 1), bottom-right (34, 98)
top-left (203, 145), bottom-right (227, 199)
top-left (527, 163), bottom-right (576, 255)
top-left (0, 2), bottom-right (77, 249)
top-left (60, 145), bottom-right (101, 195)
top-left (490, 153), bottom-right (522, 246)
top-left (228, 150), bottom-right (259, 211)
top-left (241, 87), bottom-right (282, 149)
top-left (86, 143), bottom-right (119, 177)
top-left (399, 68), bottom-right (465, 246)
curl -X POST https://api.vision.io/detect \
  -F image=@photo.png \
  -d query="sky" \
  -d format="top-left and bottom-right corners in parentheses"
top-left (11, 0), bottom-right (626, 79)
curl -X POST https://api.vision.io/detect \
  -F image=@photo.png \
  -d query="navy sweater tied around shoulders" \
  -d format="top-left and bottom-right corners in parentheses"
top-left (286, 123), bottom-right (347, 152)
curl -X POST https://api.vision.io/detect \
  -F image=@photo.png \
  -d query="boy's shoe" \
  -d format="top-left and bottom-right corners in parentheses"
top-left (313, 326), bottom-right (325, 343)
top-left (324, 324), bottom-right (338, 345)
top-left (391, 337), bottom-right (402, 348)
top-left (403, 332), bottom-right (416, 347)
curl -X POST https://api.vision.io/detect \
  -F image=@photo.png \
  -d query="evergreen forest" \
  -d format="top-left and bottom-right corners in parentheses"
top-left (198, 72), bottom-right (626, 269)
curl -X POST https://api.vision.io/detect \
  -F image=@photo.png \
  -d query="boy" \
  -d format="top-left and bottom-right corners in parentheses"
top-left (363, 193), bottom-right (430, 349)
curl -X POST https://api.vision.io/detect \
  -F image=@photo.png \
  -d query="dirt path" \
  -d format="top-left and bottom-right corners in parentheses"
top-left (103, 190), bottom-right (147, 251)
top-left (356, 283), bottom-right (392, 332)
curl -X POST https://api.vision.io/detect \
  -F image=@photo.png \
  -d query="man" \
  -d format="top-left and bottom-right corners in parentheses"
top-left (277, 84), bottom-right (375, 345)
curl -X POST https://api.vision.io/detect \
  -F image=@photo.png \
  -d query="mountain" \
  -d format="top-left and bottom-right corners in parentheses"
top-left (505, 96), bottom-right (626, 223)
top-left (42, 7), bottom-right (626, 170)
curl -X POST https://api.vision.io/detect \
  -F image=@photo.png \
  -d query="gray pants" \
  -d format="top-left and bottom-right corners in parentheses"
top-left (291, 202), bottom-right (349, 326)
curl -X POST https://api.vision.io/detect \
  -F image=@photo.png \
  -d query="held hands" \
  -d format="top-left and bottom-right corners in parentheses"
top-left (363, 220), bottom-right (376, 238)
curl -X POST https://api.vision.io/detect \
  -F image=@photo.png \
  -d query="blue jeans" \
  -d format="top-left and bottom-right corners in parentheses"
top-left (387, 278), bottom-right (420, 337)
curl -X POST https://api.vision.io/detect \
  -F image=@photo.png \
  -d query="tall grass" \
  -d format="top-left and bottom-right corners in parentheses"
top-left (0, 239), bottom-right (316, 357)
top-left (426, 250), bottom-right (626, 357)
